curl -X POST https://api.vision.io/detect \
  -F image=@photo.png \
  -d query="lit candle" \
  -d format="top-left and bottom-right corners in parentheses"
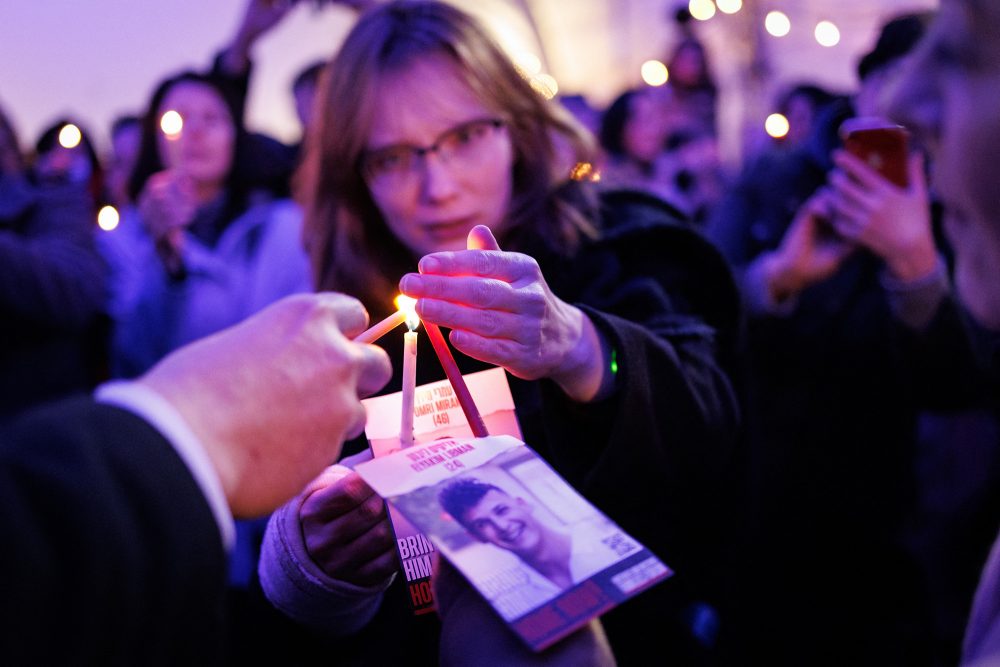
top-left (159, 110), bottom-right (185, 172)
top-left (160, 110), bottom-right (183, 140)
top-left (154, 110), bottom-right (186, 278)
top-left (354, 310), bottom-right (406, 344)
top-left (400, 301), bottom-right (419, 448)
top-left (423, 321), bottom-right (489, 438)
top-left (354, 294), bottom-right (415, 345)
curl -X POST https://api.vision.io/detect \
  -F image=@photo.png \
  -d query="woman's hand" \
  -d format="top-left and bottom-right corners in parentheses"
top-left (761, 189), bottom-right (855, 303)
top-left (299, 465), bottom-right (398, 588)
top-left (400, 226), bottom-right (610, 402)
top-left (137, 170), bottom-right (196, 272)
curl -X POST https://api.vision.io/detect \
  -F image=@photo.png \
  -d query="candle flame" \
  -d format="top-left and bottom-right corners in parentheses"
top-left (394, 294), bottom-right (420, 331)
top-left (58, 124), bottom-right (82, 149)
top-left (160, 110), bottom-right (183, 139)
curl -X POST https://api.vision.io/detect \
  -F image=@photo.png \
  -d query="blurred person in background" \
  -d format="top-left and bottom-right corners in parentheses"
top-left (660, 29), bottom-right (717, 137)
top-left (211, 0), bottom-right (377, 196)
top-left (774, 83), bottom-right (840, 151)
top-left (103, 70), bottom-right (311, 611)
top-left (31, 117), bottom-right (106, 211)
top-left (0, 103), bottom-right (108, 421)
top-left (104, 114), bottom-right (142, 209)
top-left (707, 11), bottom-right (1000, 666)
top-left (598, 87), bottom-right (685, 206)
top-left (885, 1), bottom-right (1000, 663)
top-left (111, 69), bottom-right (310, 377)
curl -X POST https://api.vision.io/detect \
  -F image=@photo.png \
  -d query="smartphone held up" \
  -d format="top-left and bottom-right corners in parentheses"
top-left (839, 117), bottom-right (910, 187)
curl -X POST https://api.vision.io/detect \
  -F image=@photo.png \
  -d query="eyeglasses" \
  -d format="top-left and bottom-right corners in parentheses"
top-left (361, 118), bottom-right (504, 187)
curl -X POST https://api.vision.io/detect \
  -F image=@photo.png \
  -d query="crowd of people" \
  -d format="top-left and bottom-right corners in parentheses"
top-left (2, 0), bottom-right (1000, 665)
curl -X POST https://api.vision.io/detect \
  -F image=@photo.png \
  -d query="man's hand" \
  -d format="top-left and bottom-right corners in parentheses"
top-left (139, 292), bottom-right (392, 517)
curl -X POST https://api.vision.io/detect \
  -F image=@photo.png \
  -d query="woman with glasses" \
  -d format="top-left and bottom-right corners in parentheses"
top-left (257, 2), bottom-right (741, 664)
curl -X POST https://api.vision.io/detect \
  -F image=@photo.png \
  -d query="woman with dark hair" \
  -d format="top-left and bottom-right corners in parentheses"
top-left (667, 38), bottom-right (714, 94)
top-left (775, 83), bottom-right (840, 150)
top-left (102, 69), bottom-right (311, 627)
top-left (598, 87), bottom-right (686, 207)
top-left (658, 36), bottom-right (718, 138)
top-left (126, 71), bottom-right (253, 274)
top-left (106, 69), bottom-right (310, 381)
top-left (258, 2), bottom-right (741, 664)
top-left (31, 118), bottom-right (105, 209)
top-left (103, 69), bottom-right (312, 592)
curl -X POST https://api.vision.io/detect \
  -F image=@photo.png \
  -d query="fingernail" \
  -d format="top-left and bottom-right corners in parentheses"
top-left (420, 257), bottom-right (440, 273)
top-left (400, 274), bottom-right (419, 293)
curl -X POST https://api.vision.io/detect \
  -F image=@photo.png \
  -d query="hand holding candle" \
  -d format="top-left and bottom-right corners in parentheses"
top-left (400, 226), bottom-right (609, 403)
top-left (136, 168), bottom-right (196, 279)
top-left (422, 320), bottom-right (488, 438)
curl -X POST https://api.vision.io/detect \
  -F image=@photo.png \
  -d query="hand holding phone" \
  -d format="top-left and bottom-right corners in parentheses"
top-left (830, 117), bottom-right (937, 280)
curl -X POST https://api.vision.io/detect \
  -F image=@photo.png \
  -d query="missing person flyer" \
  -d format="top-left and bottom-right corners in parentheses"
top-left (362, 367), bottom-right (522, 615)
top-left (354, 434), bottom-right (673, 651)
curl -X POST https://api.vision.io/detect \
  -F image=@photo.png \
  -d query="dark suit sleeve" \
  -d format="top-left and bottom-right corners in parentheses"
top-left (0, 397), bottom-right (228, 665)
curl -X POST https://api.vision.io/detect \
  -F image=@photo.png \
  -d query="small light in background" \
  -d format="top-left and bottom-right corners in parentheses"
top-left (97, 205), bottom-right (120, 231)
top-left (160, 110), bottom-right (183, 139)
top-left (814, 20), bottom-right (841, 47)
top-left (514, 52), bottom-right (542, 76)
top-left (689, 0), bottom-right (717, 21)
top-left (641, 60), bottom-right (669, 87)
top-left (531, 73), bottom-right (558, 99)
top-left (716, 0), bottom-right (742, 14)
top-left (765, 11), bottom-right (791, 37)
top-left (570, 161), bottom-right (601, 182)
top-left (58, 124), bottom-right (82, 149)
top-left (765, 113), bottom-right (790, 139)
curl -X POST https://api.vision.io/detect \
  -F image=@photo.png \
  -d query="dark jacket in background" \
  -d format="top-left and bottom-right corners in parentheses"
top-left (0, 174), bottom-right (108, 421)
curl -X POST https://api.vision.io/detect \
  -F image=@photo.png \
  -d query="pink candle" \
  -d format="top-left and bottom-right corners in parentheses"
top-left (423, 322), bottom-right (488, 438)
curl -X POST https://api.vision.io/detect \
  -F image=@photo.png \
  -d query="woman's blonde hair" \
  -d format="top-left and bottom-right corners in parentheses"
top-left (297, 0), bottom-right (598, 308)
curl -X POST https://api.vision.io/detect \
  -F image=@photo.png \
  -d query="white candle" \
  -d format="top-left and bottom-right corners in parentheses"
top-left (401, 329), bottom-right (417, 447)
